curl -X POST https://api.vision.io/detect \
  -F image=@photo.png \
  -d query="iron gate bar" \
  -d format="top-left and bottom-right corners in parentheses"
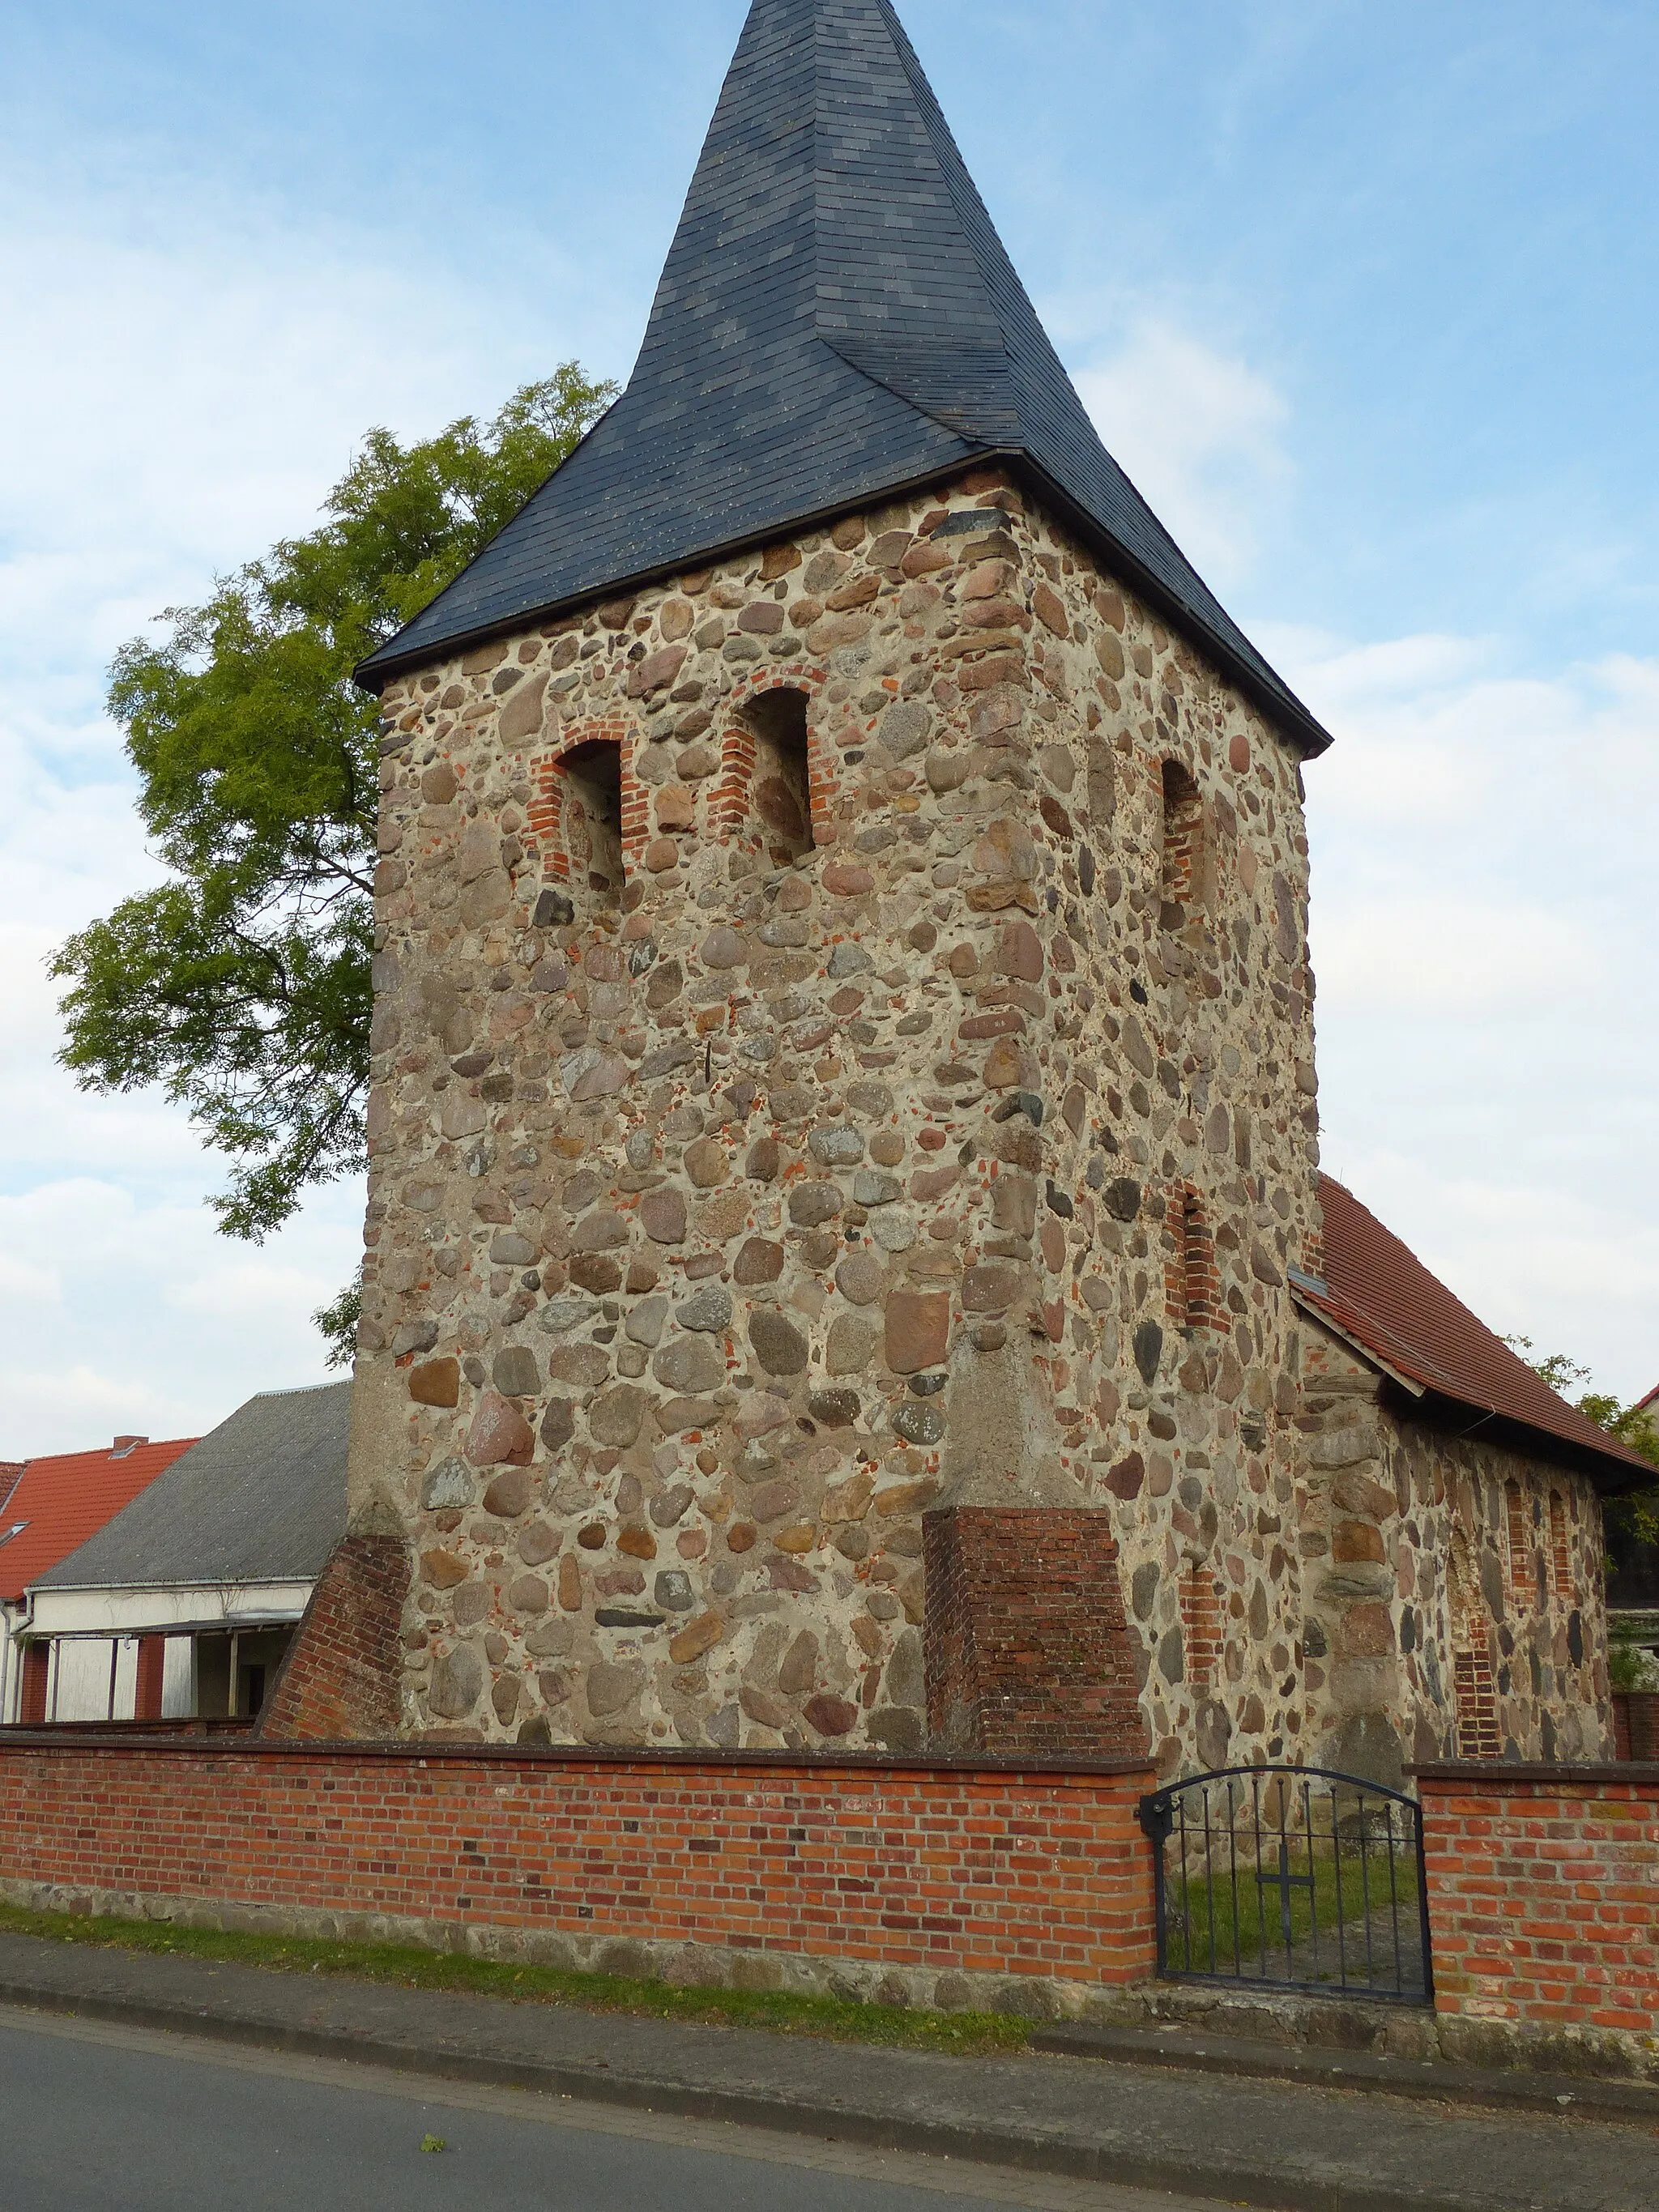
top-left (1137, 1764), bottom-right (1435, 2006)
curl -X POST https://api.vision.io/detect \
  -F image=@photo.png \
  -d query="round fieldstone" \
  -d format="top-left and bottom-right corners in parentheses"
top-left (809, 1127), bottom-right (864, 1166)
top-left (482, 1466), bottom-right (535, 1519)
top-left (493, 1345), bottom-right (539, 1397)
top-left (586, 1660), bottom-right (645, 1720)
top-left (893, 1402), bottom-right (945, 1447)
top-left (836, 1252), bottom-right (883, 1306)
top-left (429, 1643), bottom-right (484, 1720)
top-left (748, 1310), bottom-right (808, 1377)
top-left (653, 1336), bottom-right (725, 1395)
top-left (589, 1384), bottom-right (648, 1448)
top-left (678, 1284), bottom-right (732, 1332)
top-left (420, 1457), bottom-right (472, 1512)
top-left (788, 1180), bottom-right (842, 1227)
top-left (735, 1238), bottom-right (785, 1285)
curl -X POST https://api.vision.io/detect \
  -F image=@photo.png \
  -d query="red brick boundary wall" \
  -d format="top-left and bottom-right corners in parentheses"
top-left (1613, 1691), bottom-right (1658, 1762)
top-left (1416, 1762), bottom-right (1659, 2051)
top-left (0, 1737), bottom-right (1156, 2010)
top-left (257, 1536), bottom-right (410, 1742)
top-left (923, 1508), bottom-right (1150, 1760)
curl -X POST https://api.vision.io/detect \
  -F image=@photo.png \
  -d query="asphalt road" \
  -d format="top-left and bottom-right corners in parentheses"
top-left (0, 2007), bottom-right (1211, 2212)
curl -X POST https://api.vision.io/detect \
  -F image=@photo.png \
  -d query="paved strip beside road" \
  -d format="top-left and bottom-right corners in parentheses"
top-left (0, 1932), bottom-right (1652, 2212)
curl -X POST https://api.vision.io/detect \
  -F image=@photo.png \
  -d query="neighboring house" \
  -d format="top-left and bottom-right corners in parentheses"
top-left (1, 1434), bottom-right (198, 1724)
top-left (18, 1383), bottom-right (348, 1726)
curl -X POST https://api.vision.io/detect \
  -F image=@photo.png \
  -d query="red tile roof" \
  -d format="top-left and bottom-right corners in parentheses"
top-left (1637, 1383), bottom-right (1658, 1416)
top-left (1300, 1177), bottom-right (1653, 1488)
top-left (0, 1437), bottom-right (199, 1603)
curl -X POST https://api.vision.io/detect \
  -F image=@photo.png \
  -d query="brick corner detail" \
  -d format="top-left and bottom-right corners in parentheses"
top-left (258, 1532), bottom-right (410, 1741)
top-left (923, 1506), bottom-right (1150, 1761)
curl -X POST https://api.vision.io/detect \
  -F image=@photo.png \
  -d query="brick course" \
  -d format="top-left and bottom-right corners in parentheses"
top-left (0, 1737), bottom-right (1155, 2003)
top-left (258, 1535), bottom-right (410, 1742)
top-left (923, 1508), bottom-right (1149, 1760)
top-left (1613, 1691), bottom-right (1658, 1763)
top-left (1417, 1762), bottom-right (1659, 2039)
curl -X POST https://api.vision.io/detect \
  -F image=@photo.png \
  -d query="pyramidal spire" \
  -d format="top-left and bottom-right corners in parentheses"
top-left (365, 0), bottom-right (1323, 751)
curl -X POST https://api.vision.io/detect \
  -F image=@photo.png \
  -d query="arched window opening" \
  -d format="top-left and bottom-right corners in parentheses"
top-left (1159, 758), bottom-right (1202, 923)
top-left (1549, 1491), bottom-right (1572, 1601)
top-left (1178, 1567), bottom-right (1222, 1690)
top-left (745, 688), bottom-right (814, 866)
top-left (1166, 1184), bottom-right (1217, 1332)
top-left (1505, 1480), bottom-right (1530, 1595)
top-left (558, 740), bottom-right (624, 895)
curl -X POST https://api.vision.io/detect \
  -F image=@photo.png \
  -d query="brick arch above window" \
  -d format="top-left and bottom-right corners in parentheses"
top-left (526, 718), bottom-right (649, 888)
top-left (714, 667), bottom-right (836, 859)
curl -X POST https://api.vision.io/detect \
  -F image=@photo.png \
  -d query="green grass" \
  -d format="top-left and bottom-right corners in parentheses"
top-left (1162, 1839), bottom-right (1424, 1986)
top-left (0, 1900), bottom-right (1031, 2056)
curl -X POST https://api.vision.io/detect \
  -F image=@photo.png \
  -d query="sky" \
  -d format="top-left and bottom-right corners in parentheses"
top-left (1, 0), bottom-right (1655, 1455)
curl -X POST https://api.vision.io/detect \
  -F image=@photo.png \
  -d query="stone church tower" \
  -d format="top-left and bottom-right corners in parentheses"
top-left (341, 0), bottom-right (1340, 1775)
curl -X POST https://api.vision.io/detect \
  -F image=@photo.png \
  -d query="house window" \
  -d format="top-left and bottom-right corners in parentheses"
top-left (557, 739), bottom-right (625, 895)
top-left (1159, 759), bottom-right (1202, 921)
top-left (745, 688), bottom-right (814, 866)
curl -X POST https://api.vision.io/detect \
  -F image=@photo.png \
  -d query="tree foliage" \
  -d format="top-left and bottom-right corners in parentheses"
top-left (51, 367), bottom-right (616, 1353)
top-left (1505, 1337), bottom-right (1659, 1554)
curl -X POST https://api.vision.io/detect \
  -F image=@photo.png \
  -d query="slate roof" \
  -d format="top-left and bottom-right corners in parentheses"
top-left (360, 0), bottom-right (1329, 755)
top-left (0, 1437), bottom-right (199, 1605)
top-left (1300, 1178), bottom-right (1654, 1490)
top-left (34, 1383), bottom-right (349, 1593)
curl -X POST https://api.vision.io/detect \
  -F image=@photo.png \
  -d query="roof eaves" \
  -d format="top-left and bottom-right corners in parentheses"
top-left (352, 447), bottom-right (1017, 694)
top-left (1291, 1288), bottom-right (1427, 1400)
top-left (352, 444), bottom-right (1334, 762)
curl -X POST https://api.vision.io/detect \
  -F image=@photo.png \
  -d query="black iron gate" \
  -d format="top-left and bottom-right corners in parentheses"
top-left (1138, 1766), bottom-right (1433, 2003)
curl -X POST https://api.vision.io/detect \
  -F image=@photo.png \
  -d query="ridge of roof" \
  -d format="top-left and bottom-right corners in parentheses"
top-left (356, 0), bottom-right (1329, 756)
top-left (1304, 1176), bottom-right (1654, 1488)
top-left (0, 1437), bottom-right (201, 1605)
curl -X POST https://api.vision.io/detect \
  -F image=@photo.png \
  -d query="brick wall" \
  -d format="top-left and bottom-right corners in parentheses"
top-left (1417, 1762), bottom-right (1659, 2037)
top-left (1614, 1692), bottom-right (1658, 1762)
top-left (923, 1507), bottom-right (1150, 1760)
top-left (0, 1737), bottom-right (1155, 2005)
top-left (257, 1535), bottom-right (409, 1742)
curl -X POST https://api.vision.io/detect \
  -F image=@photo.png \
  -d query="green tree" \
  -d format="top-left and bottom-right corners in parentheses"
top-left (1505, 1337), bottom-right (1659, 1554)
top-left (51, 366), bottom-right (616, 1363)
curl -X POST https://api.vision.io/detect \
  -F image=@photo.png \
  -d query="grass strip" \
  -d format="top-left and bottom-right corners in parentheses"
top-left (0, 1900), bottom-right (1030, 2057)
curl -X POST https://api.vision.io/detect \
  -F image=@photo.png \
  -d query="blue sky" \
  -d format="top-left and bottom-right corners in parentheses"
top-left (1, 0), bottom-right (1655, 1451)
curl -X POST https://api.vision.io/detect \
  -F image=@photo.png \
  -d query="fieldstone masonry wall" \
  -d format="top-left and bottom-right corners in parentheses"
top-left (1294, 1319), bottom-right (1611, 1775)
top-left (356, 467), bottom-right (1328, 1771)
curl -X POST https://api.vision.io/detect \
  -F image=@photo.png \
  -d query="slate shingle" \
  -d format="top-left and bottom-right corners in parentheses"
top-left (360, 0), bottom-right (1328, 754)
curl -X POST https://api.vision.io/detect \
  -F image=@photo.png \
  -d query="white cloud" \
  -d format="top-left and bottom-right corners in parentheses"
top-left (0, 1177), bottom-right (362, 1458)
top-left (0, 164), bottom-right (518, 1452)
top-left (1074, 318), bottom-right (1292, 583)
top-left (1278, 626), bottom-right (1659, 1402)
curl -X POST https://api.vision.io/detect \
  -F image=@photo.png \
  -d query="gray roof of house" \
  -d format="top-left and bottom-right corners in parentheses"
top-left (359, 0), bottom-right (1329, 755)
top-left (34, 1383), bottom-right (349, 1592)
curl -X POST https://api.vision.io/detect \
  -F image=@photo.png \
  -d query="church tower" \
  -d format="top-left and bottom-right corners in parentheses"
top-left (343, 0), bottom-right (1330, 1772)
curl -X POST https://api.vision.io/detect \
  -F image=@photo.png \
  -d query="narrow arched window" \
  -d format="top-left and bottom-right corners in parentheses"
top-left (745, 688), bottom-right (814, 866)
top-left (1505, 1481), bottom-right (1530, 1595)
top-left (1549, 1491), bottom-right (1572, 1600)
top-left (1166, 1183), bottom-right (1216, 1332)
top-left (1159, 759), bottom-right (1202, 921)
top-left (558, 739), bottom-right (625, 895)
